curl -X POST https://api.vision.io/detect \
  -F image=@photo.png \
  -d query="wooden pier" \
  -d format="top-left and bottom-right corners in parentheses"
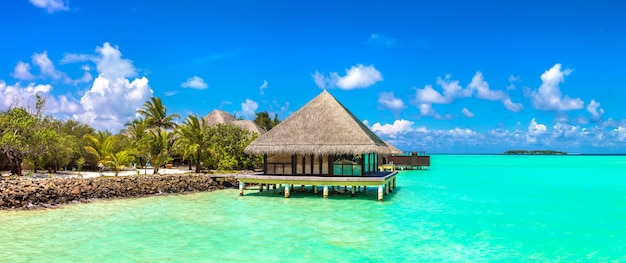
top-left (236, 172), bottom-right (397, 201)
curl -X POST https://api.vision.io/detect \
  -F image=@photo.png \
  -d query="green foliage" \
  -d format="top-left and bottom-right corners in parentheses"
top-left (254, 111), bottom-right (280, 131)
top-left (105, 150), bottom-right (134, 176)
top-left (174, 114), bottom-right (211, 173)
top-left (205, 124), bottom-right (262, 170)
top-left (137, 97), bottom-right (179, 131)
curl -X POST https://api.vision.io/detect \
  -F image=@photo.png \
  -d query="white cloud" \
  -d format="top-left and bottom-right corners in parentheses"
top-left (259, 80), bottom-right (268, 95)
top-left (181, 75), bottom-right (208, 89)
top-left (586, 99), bottom-right (604, 122)
top-left (0, 81), bottom-right (52, 110)
top-left (370, 119), bottom-right (416, 138)
top-left (530, 64), bottom-right (584, 111)
top-left (76, 76), bottom-right (152, 131)
top-left (416, 85), bottom-right (448, 104)
top-left (507, 75), bottom-right (521, 90)
top-left (11, 61), bottom-right (35, 80)
top-left (237, 99), bottom-right (258, 119)
top-left (617, 126), bottom-right (626, 141)
top-left (461, 107), bottom-right (474, 118)
top-left (32, 51), bottom-right (63, 80)
top-left (552, 123), bottom-right (579, 139)
top-left (468, 72), bottom-right (505, 101)
top-left (378, 92), bottom-right (406, 112)
top-left (528, 118), bottom-right (547, 137)
top-left (69, 43), bottom-right (153, 131)
top-left (94, 42), bottom-right (136, 79)
top-left (29, 0), bottom-right (69, 13)
top-left (312, 64), bottom-right (383, 90)
top-left (502, 98), bottom-right (524, 112)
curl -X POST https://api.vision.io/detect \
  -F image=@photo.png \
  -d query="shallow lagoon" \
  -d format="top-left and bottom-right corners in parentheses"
top-left (2, 155), bottom-right (625, 262)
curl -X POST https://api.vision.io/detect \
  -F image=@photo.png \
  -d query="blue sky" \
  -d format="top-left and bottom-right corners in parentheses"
top-left (1, 0), bottom-right (625, 153)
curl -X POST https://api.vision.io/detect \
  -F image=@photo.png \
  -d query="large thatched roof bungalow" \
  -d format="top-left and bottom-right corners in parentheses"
top-left (238, 90), bottom-right (398, 201)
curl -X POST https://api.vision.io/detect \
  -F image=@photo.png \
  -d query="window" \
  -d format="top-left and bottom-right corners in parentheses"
top-left (332, 154), bottom-right (362, 176)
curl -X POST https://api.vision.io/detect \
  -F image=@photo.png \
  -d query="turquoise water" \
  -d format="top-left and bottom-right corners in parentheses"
top-left (1, 155), bottom-right (626, 262)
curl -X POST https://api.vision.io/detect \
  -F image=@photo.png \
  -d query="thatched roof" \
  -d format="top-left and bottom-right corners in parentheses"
top-left (203, 110), bottom-right (266, 134)
top-left (384, 141), bottom-right (404, 155)
top-left (244, 90), bottom-right (394, 155)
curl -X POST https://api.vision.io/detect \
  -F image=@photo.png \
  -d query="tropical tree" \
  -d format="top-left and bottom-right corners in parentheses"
top-left (137, 97), bottom-right (179, 131)
top-left (174, 114), bottom-right (211, 173)
top-left (0, 108), bottom-right (39, 175)
top-left (105, 150), bottom-right (134, 176)
top-left (83, 130), bottom-right (115, 172)
top-left (124, 118), bottom-right (150, 172)
top-left (206, 124), bottom-right (262, 170)
top-left (254, 111), bottom-right (280, 131)
top-left (147, 129), bottom-right (173, 174)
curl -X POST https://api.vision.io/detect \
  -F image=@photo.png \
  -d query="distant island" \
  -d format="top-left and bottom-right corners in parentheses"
top-left (504, 150), bottom-right (568, 155)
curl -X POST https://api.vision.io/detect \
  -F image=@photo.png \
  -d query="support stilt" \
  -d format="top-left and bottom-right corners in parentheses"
top-left (313, 185), bottom-right (318, 194)
top-left (323, 185), bottom-right (328, 198)
top-left (351, 186), bottom-right (355, 197)
top-left (267, 184), bottom-right (270, 191)
top-left (385, 182), bottom-right (390, 195)
top-left (378, 185), bottom-right (384, 201)
top-left (260, 184), bottom-right (264, 192)
top-left (239, 182), bottom-right (244, 196)
top-left (284, 184), bottom-right (290, 198)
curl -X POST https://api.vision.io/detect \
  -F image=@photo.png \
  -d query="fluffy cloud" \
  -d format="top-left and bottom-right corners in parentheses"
top-left (32, 51), bottom-right (64, 80)
top-left (68, 43), bottom-right (153, 131)
top-left (378, 92), bottom-right (406, 112)
top-left (11, 61), bottom-right (35, 80)
top-left (259, 80), bottom-right (268, 95)
top-left (530, 64), bottom-right (584, 111)
top-left (370, 119), bottom-right (417, 138)
top-left (503, 98), bottom-right (524, 113)
top-left (237, 99), bottom-right (258, 119)
top-left (468, 72), bottom-right (505, 101)
top-left (312, 64), bottom-right (383, 90)
top-left (617, 126), bottom-right (626, 141)
top-left (181, 76), bottom-right (208, 89)
top-left (29, 0), bottom-right (69, 13)
top-left (94, 43), bottom-right (136, 79)
top-left (0, 81), bottom-right (51, 110)
top-left (461, 107), bottom-right (474, 118)
top-left (552, 123), bottom-right (579, 139)
top-left (586, 99), bottom-right (604, 122)
top-left (528, 118), bottom-right (547, 137)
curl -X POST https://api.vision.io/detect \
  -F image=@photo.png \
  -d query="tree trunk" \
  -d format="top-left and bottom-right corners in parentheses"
top-left (9, 157), bottom-right (22, 176)
top-left (195, 150), bottom-right (201, 173)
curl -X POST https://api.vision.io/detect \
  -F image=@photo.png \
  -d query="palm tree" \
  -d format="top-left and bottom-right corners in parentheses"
top-left (174, 114), bottom-right (210, 173)
top-left (147, 129), bottom-right (173, 174)
top-left (124, 118), bottom-right (149, 173)
top-left (106, 150), bottom-right (134, 176)
top-left (136, 97), bottom-right (179, 131)
top-left (83, 130), bottom-right (115, 173)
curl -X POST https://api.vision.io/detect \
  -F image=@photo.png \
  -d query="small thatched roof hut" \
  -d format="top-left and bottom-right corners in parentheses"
top-left (244, 90), bottom-right (393, 155)
top-left (203, 110), bottom-right (265, 135)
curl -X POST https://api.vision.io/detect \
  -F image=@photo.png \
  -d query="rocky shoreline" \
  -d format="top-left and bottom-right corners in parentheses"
top-left (0, 174), bottom-right (238, 210)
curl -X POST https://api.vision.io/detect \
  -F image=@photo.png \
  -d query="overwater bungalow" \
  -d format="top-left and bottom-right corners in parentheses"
top-left (239, 90), bottom-right (400, 201)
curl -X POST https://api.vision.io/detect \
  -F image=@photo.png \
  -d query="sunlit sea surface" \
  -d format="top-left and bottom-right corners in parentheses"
top-left (1, 155), bottom-right (625, 262)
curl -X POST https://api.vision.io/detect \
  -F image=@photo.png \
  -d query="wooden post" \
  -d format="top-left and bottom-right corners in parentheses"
top-left (239, 182), bottom-right (245, 196)
top-left (323, 185), bottom-right (328, 198)
top-left (363, 186), bottom-right (366, 192)
top-left (313, 185), bottom-right (318, 194)
top-left (351, 186), bottom-right (355, 197)
top-left (385, 182), bottom-right (390, 195)
top-left (260, 184), bottom-right (264, 192)
top-left (378, 185), bottom-right (383, 201)
top-left (284, 184), bottom-right (290, 198)
top-left (267, 184), bottom-right (270, 191)
top-left (273, 184), bottom-right (277, 190)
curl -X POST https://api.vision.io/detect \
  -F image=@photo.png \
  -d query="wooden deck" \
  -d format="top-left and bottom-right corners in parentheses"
top-left (236, 172), bottom-right (398, 201)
